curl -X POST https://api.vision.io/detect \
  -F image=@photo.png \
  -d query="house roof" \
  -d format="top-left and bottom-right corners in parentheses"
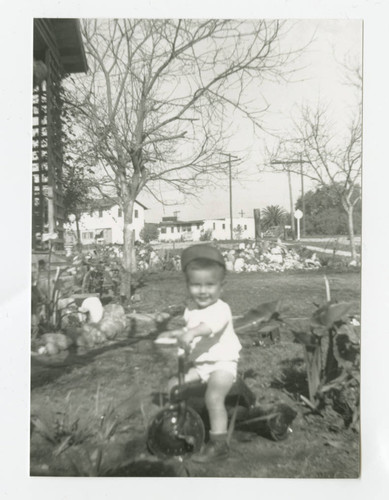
top-left (34, 19), bottom-right (88, 73)
top-left (82, 197), bottom-right (148, 212)
top-left (158, 219), bottom-right (204, 227)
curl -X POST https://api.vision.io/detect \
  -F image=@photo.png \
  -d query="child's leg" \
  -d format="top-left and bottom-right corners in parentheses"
top-left (204, 370), bottom-right (235, 434)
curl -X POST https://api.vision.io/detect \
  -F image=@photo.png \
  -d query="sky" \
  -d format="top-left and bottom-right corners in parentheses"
top-left (139, 19), bottom-right (362, 223)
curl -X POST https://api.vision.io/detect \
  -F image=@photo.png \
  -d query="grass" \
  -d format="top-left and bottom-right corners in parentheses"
top-left (298, 237), bottom-right (361, 252)
top-left (30, 269), bottom-right (361, 477)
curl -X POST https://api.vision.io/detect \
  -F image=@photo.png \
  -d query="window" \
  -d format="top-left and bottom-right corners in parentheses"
top-left (244, 225), bottom-right (247, 230)
top-left (196, 224), bottom-right (200, 229)
top-left (98, 209), bottom-right (103, 218)
top-left (171, 227), bottom-right (174, 233)
top-left (118, 208), bottom-right (122, 217)
top-left (222, 223), bottom-right (225, 230)
top-left (177, 226), bottom-right (181, 233)
top-left (134, 209), bottom-right (139, 218)
top-left (213, 222), bottom-right (216, 230)
top-left (161, 227), bottom-right (166, 234)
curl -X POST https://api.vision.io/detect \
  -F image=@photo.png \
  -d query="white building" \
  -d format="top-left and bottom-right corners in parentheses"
top-left (68, 198), bottom-right (147, 245)
top-left (158, 216), bottom-right (255, 242)
top-left (158, 217), bottom-right (205, 242)
top-left (204, 217), bottom-right (255, 240)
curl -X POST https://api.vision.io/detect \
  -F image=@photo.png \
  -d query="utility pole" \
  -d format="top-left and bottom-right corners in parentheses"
top-left (229, 154), bottom-right (233, 240)
top-left (287, 168), bottom-right (295, 235)
top-left (220, 152), bottom-right (239, 241)
top-left (271, 158), bottom-right (309, 239)
top-left (300, 162), bottom-right (306, 237)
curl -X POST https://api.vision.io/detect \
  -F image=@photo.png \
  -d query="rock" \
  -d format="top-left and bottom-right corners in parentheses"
top-left (99, 317), bottom-right (127, 339)
top-left (271, 246), bottom-right (282, 255)
top-left (269, 254), bottom-right (283, 264)
top-left (234, 257), bottom-right (245, 272)
top-left (81, 323), bottom-right (105, 346)
top-left (225, 261), bottom-right (234, 272)
top-left (45, 342), bottom-right (59, 355)
top-left (41, 332), bottom-right (72, 350)
top-left (79, 297), bottom-right (104, 323)
top-left (226, 250), bottom-right (236, 263)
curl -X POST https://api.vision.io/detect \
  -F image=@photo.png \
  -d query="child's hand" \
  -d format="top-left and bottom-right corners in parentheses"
top-left (157, 329), bottom-right (181, 339)
top-left (177, 329), bottom-right (195, 349)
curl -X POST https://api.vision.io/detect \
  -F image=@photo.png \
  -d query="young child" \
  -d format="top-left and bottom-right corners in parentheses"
top-left (158, 244), bottom-right (242, 463)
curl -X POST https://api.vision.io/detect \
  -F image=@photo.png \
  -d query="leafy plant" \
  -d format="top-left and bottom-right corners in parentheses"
top-left (140, 223), bottom-right (159, 243)
top-left (31, 386), bottom-right (144, 476)
top-left (290, 278), bottom-right (360, 427)
top-left (199, 228), bottom-right (213, 241)
top-left (31, 395), bottom-right (92, 457)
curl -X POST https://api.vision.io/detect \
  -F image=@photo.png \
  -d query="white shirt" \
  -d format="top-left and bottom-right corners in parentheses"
top-left (184, 299), bottom-right (242, 363)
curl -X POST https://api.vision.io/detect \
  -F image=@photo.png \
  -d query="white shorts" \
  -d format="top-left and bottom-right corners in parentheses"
top-left (194, 360), bottom-right (238, 383)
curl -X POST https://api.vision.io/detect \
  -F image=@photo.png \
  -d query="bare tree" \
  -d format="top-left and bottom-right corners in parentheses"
top-left (65, 18), bottom-right (304, 300)
top-left (268, 61), bottom-right (362, 260)
top-left (269, 104), bottom-right (361, 260)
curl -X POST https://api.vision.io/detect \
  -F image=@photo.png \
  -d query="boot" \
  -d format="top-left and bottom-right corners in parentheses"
top-left (191, 432), bottom-right (229, 463)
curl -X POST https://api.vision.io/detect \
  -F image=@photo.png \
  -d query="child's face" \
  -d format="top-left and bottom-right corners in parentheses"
top-left (186, 266), bottom-right (224, 309)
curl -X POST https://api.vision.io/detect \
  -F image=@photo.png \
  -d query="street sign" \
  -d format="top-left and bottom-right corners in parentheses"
top-left (294, 210), bottom-right (303, 241)
top-left (294, 209), bottom-right (303, 220)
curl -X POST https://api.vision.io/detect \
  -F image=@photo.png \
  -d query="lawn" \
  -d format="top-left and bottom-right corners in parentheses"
top-left (30, 269), bottom-right (361, 478)
top-left (298, 237), bottom-right (361, 253)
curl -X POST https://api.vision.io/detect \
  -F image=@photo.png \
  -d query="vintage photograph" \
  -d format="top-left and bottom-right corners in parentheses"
top-left (30, 18), bottom-right (362, 478)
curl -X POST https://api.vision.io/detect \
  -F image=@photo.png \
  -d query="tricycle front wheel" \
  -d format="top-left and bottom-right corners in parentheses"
top-left (148, 405), bottom-right (205, 459)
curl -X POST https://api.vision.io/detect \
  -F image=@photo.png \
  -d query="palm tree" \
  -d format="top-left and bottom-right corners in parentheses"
top-left (261, 205), bottom-right (287, 230)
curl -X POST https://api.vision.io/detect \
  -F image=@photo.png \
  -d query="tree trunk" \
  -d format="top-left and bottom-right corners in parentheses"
top-left (121, 199), bottom-right (137, 303)
top-left (346, 205), bottom-right (358, 261)
top-left (75, 215), bottom-right (82, 251)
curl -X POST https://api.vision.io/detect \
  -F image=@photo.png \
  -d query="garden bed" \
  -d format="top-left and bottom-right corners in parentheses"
top-left (30, 269), bottom-right (361, 478)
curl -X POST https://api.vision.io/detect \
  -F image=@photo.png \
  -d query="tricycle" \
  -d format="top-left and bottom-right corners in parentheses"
top-left (147, 301), bottom-right (297, 459)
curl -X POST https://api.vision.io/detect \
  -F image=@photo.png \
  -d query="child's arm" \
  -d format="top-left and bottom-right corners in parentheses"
top-left (157, 328), bottom-right (185, 339)
top-left (177, 323), bottom-right (212, 348)
top-left (157, 323), bottom-right (211, 342)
